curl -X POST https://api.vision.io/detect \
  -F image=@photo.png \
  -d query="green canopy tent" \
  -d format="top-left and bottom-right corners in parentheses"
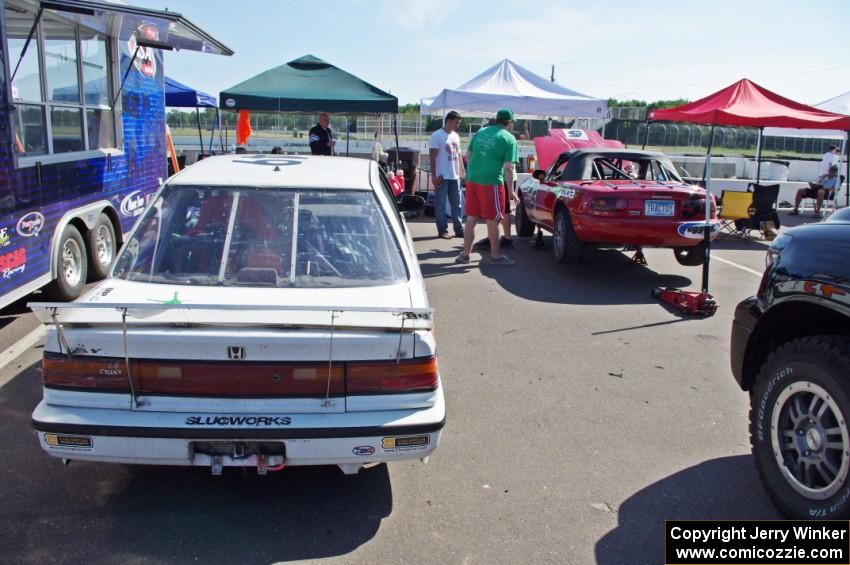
top-left (219, 55), bottom-right (399, 155)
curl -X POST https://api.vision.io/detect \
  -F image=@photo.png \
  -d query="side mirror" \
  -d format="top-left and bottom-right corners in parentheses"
top-left (532, 169), bottom-right (546, 181)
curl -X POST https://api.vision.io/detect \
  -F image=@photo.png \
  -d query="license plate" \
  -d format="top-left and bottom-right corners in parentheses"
top-left (644, 200), bottom-right (675, 217)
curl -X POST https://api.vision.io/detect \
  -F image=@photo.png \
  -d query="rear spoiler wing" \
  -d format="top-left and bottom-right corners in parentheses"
top-left (28, 302), bottom-right (433, 330)
top-left (29, 301), bottom-right (435, 410)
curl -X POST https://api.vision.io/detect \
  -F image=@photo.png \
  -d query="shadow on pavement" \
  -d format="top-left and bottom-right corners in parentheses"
top-left (0, 365), bottom-right (392, 565)
top-left (469, 238), bottom-right (693, 306)
top-left (594, 455), bottom-right (781, 565)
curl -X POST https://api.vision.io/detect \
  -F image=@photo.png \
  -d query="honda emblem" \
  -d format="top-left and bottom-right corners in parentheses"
top-left (228, 346), bottom-right (245, 360)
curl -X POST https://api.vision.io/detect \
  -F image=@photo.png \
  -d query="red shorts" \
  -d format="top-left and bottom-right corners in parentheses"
top-left (465, 182), bottom-right (505, 221)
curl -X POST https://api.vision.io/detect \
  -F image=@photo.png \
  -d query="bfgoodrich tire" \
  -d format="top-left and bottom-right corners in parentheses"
top-left (45, 224), bottom-right (88, 301)
top-left (750, 336), bottom-right (850, 519)
top-left (673, 242), bottom-right (705, 267)
top-left (552, 209), bottom-right (583, 264)
top-left (515, 196), bottom-right (534, 237)
top-left (86, 213), bottom-right (117, 281)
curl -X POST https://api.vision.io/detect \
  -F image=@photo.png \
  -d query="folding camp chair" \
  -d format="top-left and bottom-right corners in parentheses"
top-left (718, 190), bottom-right (753, 239)
top-left (748, 183), bottom-right (780, 239)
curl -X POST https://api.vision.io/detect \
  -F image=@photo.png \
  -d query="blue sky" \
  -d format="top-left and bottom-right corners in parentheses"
top-left (144, 0), bottom-right (850, 107)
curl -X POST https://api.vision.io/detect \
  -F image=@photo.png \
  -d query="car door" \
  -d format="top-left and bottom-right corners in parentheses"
top-left (533, 157), bottom-right (569, 228)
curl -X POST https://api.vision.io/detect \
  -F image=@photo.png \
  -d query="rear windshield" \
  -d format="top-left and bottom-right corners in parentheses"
top-left (113, 186), bottom-right (408, 287)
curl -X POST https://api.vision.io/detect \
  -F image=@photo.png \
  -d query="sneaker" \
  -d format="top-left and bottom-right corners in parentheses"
top-left (489, 255), bottom-right (516, 266)
top-left (499, 237), bottom-right (514, 249)
top-left (454, 253), bottom-right (470, 264)
top-left (473, 237), bottom-right (490, 251)
top-left (438, 232), bottom-right (452, 240)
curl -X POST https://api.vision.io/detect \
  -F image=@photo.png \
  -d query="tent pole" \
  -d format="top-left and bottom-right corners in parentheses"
top-left (217, 109), bottom-right (224, 153)
top-left (394, 114), bottom-right (401, 189)
top-left (702, 124), bottom-right (716, 185)
top-left (755, 127), bottom-right (763, 186)
top-left (196, 107), bottom-right (204, 157)
top-left (346, 116), bottom-right (350, 157)
top-left (641, 117), bottom-right (650, 149)
top-left (701, 124), bottom-right (716, 294)
top-left (846, 131), bottom-right (849, 208)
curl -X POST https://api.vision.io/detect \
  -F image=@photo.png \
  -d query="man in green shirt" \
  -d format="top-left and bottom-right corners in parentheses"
top-left (457, 108), bottom-right (518, 266)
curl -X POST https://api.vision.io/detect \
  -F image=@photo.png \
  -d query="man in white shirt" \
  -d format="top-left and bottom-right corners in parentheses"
top-left (818, 145), bottom-right (841, 177)
top-left (429, 111), bottom-right (465, 239)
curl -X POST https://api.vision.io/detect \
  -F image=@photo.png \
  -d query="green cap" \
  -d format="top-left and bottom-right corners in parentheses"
top-left (496, 108), bottom-right (514, 121)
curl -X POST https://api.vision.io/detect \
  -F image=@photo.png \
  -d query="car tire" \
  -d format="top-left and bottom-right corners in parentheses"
top-left (515, 196), bottom-right (534, 237)
top-left (552, 208), bottom-right (583, 264)
top-left (750, 336), bottom-right (850, 519)
top-left (45, 224), bottom-right (88, 301)
top-left (673, 242), bottom-right (705, 267)
top-left (86, 213), bottom-right (117, 281)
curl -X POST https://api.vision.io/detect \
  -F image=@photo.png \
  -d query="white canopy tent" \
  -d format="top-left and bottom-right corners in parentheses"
top-left (763, 91), bottom-right (850, 140)
top-left (420, 59), bottom-right (607, 119)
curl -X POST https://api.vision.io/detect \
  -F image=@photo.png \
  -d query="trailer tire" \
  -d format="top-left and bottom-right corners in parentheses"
top-left (45, 224), bottom-right (88, 301)
top-left (87, 213), bottom-right (116, 281)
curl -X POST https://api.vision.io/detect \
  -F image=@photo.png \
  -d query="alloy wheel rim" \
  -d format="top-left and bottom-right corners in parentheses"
top-left (95, 224), bottom-right (113, 267)
top-left (771, 380), bottom-right (850, 499)
top-left (62, 238), bottom-right (83, 287)
top-left (554, 215), bottom-right (565, 257)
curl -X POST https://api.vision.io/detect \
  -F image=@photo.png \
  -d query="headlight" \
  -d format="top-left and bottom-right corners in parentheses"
top-left (765, 233), bottom-right (791, 269)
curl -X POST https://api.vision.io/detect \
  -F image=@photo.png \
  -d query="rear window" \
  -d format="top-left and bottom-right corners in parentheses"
top-left (113, 186), bottom-right (408, 287)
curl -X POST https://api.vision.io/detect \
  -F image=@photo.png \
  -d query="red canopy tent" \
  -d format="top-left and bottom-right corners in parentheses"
top-left (647, 78), bottom-right (850, 196)
top-left (644, 79), bottom-right (850, 313)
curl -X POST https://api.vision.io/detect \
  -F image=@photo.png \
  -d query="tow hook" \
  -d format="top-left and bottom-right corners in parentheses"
top-left (211, 455), bottom-right (223, 476)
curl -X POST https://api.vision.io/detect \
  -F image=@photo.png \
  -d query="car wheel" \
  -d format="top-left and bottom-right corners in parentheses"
top-left (673, 242), bottom-right (705, 267)
top-left (552, 209), bottom-right (583, 264)
top-left (515, 196), bottom-right (534, 237)
top-left (87, 213), bottom-right (117, 281)
top-left (45, 224), bottom-right (88, 301)
top-left (750, 336), bottom-right (850, 519)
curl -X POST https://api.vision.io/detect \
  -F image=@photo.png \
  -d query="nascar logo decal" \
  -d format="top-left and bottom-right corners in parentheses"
top-left (677, 222), bottom-right (717, 240)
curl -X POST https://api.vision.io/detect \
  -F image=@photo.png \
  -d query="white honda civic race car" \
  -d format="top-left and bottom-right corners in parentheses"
top-left (30, 154), bottom-right (444, 476)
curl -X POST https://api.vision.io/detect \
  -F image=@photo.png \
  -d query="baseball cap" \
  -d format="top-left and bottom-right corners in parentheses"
top-left (496, 108), bottom-right (514, 121)
top-left (830, 145), bottom-right (839, 151)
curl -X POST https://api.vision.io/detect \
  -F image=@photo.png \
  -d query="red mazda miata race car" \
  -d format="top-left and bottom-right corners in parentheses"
top-left (516, 149), bottom-right (718, 266)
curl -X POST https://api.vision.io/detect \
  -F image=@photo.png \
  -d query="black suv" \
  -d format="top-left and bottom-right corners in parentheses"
top-left (732, 210), bottom-right (850, 519)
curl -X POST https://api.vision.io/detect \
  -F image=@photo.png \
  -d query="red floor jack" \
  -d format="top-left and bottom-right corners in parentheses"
top-left (653, 229), bottom-right (717, 316)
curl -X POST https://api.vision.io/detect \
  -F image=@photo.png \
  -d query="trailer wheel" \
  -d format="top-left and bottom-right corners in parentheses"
top-left (45, 224), bottom-right (88, 301)
top-left (87, 213), bottom-right (116, 281)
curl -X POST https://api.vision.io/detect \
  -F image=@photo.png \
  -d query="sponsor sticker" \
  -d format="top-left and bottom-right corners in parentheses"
top-left (127, 24), bottom-right (158, 78)
top-left (44, 433), bottom-right (93, 450)
top-left (0, 227), bottom-right (10, 248)
top-left (0, 247), bottom-right (26, 279)
top-left (16, 211), bottom-right (44, 237)
top-left (225, 98), bottom-right (236, 108)
top-left (352, 446), bottom-right (375, 456)
top-left (120, 191), bottom-right (146, 217)
top-left (382, 435), bottom-right (430, 452)
top-left (677, 221), bottom-right (718, 240)
top-left (185, 415), bottom-right (292, 426)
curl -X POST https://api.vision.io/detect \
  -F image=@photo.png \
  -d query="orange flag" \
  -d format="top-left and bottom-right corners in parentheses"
top-left (236, 110), bottom-right (252, 145)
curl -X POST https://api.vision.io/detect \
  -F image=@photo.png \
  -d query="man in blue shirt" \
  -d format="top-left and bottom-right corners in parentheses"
top-left (791, 165), bottom-right (841, 217)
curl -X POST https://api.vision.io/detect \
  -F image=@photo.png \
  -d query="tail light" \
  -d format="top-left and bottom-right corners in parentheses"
top-left (348, 357), bottom-right (439, 394)
top-left (43, 353), bottom-right (436, 396)
top-left (43, 354), bottom-right (130, 392)
top-left (585, 197), bottom-right (629, 216)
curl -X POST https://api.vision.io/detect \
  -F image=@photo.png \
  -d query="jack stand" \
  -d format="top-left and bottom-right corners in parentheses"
top-left (631, 247), bottom-right (647, 265)
top-left (652, 287), bottom-right (717, 316)
top-left (533, 228), bottom-right (545, 249)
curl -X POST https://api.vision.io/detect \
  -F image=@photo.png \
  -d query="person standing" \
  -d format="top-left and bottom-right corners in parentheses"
top-left (309, 113), bottom-right (335, 156)
top-left (818, 145), bottom-right (841, 177)
top-left (456, 108), bottom-right (518, 266)
top-left (429, 111), bottom-right (465, 239)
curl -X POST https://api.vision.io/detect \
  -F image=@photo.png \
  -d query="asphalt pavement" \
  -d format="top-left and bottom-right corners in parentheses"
top-left (0, 215), bottom-right (805, 565)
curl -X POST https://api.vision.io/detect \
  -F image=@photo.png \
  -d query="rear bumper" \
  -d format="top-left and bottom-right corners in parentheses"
top-left (572, 215), bottom-right (719, 247)
top-left (32, 388), bottom-right (445, 470)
